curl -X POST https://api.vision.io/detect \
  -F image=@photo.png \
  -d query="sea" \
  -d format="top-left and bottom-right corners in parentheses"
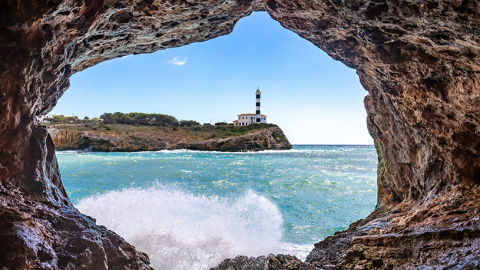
top-left (57, 145), bottom-right (378, 269)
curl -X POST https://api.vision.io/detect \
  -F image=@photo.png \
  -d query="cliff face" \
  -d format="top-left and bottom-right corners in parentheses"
top-left (48, 125), bottom-right (292, 152)
top-left (1, 0), bottom-right (480, 268)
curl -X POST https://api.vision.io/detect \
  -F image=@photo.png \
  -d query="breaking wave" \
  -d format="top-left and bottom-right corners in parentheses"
top-left (76, 186), bottom-right (285, 269)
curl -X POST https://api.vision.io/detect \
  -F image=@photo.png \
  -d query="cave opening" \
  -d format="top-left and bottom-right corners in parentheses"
top-left (3, 0), bottom-right (480, 268)
top-left (45, 12), bottom-right (378, 269)
top-left (51, 12), bottom-right (373, 146)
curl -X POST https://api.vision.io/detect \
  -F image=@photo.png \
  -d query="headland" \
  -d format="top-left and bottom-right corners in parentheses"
top-left (46, 122), bottom-right (292, 152)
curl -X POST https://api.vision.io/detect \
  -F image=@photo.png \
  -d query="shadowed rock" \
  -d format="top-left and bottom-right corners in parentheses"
top-left (211, 254), bottom-right (312, 270)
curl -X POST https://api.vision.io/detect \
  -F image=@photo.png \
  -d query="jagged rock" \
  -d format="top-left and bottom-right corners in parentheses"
top-left (211, 254), bottom-right (312, 270)
top-left (1, 0), bottom-right (480, 268)
top-left (48, 125), bottom-right (292, 152)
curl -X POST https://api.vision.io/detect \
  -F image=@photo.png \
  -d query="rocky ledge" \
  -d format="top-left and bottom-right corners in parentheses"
top-left (214, 195), bottom-right (480, 269)
top-left (48, 125), bottom-right (292, 152)
top-left (2, 0), bottom-right (480, 268)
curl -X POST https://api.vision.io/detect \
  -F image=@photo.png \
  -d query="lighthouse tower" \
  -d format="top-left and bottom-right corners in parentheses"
top-left (255, 87), bottom-right (261, 123)
top-left (232, 88), bottom-right (267, 126)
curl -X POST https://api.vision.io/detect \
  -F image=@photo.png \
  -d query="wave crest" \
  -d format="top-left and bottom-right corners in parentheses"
top-left (76, 187), bottom-right (284, 269)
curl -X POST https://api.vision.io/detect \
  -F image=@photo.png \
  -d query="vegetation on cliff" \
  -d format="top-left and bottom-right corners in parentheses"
top-left (43, 112), bottom-right (225, 127)
top-left (44, 115), bottom-right (292, 152)
top-left (99, 112), bottom-right (180, 126)
top-left (43, 122), bottom-right (280, 139)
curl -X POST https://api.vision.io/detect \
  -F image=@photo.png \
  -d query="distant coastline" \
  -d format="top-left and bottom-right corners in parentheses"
top-left (46, 123), bottom-right (292, 152)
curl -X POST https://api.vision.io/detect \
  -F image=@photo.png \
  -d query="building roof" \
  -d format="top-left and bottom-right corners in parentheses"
top-left (233, 120), bottom-right (238, 122)
top-left (237, 113), bottom-right (267, 116)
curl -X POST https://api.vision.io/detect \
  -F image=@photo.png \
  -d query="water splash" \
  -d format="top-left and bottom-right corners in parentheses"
top-left (76, 187), bottom-right (284, 269)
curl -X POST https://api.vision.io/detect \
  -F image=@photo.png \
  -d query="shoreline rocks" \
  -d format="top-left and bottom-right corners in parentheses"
top-left (48, 125), bottom-right (292, 152)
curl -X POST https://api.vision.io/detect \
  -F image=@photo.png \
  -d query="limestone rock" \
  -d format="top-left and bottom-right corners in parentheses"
top-left (48, 125), bottom-right (292, 152)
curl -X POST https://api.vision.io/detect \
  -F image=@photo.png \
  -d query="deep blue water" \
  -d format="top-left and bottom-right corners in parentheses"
top-left (57, 145), bottom-right (378, 269)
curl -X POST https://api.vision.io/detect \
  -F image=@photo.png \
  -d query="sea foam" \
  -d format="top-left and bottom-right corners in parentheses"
top-left (76, 187), bottom-right (284, 269)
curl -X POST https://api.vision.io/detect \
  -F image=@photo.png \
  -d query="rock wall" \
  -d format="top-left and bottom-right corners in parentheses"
top-left (1, 0), bottom-right (479, 268)
top-left (263, 0), bottom-right (480, 268)
top-left (49, 125), bottom-right (292, 152)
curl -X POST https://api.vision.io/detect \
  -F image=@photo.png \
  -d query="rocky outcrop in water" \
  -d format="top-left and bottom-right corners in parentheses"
top-left (1, 0), bottom-right (480, 268)
top-left (211, 254), bottom-right (308, 270)
top-left (49, 125), bottom-right (292, 152)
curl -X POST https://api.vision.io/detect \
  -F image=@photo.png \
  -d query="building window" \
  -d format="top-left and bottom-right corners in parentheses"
top-left (256, 118), bottom-right (260, 122)
top-left (256, 102), bottom-right (260, 106)
top-left (256, 95), bottom-right (260, 98)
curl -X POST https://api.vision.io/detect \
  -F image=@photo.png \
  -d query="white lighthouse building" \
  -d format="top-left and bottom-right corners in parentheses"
top-left (233, 88), bottom-right (267, 126)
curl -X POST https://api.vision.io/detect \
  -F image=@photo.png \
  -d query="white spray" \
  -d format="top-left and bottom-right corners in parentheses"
top-left (76, 186), bottom-right (284, 269)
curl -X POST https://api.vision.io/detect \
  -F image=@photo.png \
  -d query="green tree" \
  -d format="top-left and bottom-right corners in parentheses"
top-left (100, 112), bottom-right (180, 127)
top-left (180, 120), bottom-right (200, 126)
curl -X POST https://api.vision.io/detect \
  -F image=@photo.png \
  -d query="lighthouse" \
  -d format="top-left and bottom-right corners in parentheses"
top-left (255, 87), bottom-right (261, 123)
top-left (233, 88), bottom-right (268, 126)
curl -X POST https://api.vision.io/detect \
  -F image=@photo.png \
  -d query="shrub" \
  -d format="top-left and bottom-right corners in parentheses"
top-left (272, 132), bottom-right (284, 140)
top-left (100, 112), bottom-right (180, 127)
top-left (180, 120), bottom-right (200, 126)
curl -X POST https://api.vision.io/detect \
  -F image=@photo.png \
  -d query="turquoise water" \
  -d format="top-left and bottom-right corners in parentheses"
top-left (57, 145), bottom-right (378, 269)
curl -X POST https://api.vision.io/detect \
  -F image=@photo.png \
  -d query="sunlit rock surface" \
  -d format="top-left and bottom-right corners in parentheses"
top-left (1, 0), bottom-right (479, 268)
top-left (48, 125), bottom-right (292, 152)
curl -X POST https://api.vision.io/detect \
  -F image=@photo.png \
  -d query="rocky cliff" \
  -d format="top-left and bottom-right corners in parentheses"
top-left (1, 0), bottom-right (480, 269)
top-left (48, 125), bottom-right (292, 152)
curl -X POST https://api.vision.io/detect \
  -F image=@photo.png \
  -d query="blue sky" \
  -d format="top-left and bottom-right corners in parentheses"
top-left (51, 12), bottom-right (373, 145)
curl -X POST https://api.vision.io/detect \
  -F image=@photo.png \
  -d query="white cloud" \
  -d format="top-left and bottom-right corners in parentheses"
top-left (167, 57), bottom-right (187, 66)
